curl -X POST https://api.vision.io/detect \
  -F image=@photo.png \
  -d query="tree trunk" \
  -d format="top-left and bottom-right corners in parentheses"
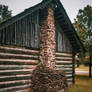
top-left (89, 32), bottom-right (92, 78)
top-left (89, 55), bottom-right (92, 77)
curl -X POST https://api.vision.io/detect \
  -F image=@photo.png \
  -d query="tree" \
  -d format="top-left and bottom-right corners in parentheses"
top-left (74, 5), bottom-right (92, 77)
top-left (0, 4), bottom-right (12, 23)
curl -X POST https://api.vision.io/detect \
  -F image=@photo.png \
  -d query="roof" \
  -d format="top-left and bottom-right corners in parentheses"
top-left (0, 0), bottom-right (85, 53)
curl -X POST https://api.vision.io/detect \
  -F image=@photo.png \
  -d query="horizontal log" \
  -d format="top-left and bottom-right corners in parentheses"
top-left (56, 63), bottom-right (73, 65)
top-left (0, 52), bottom-right (39, 59)
top-left (0, 70), bottom-right (32, 76)
top-left (0, 46), bottom-right (72, 55)
top-left (56, 56), bottom-right (72, 59)
top-left (56, 68), bottom-right (72, 71)
top-left (0, 46), bottom-right (39, 53)
top-left (0, 59), bottom-right (38, 65)
top-left (15, 88), bottom-right (31, 92)
top-left (56, 54), bottom-right (72, 58)
top-left (67, 76), bottom-right (73, 79)
top-left (56, 65), bottom-right (72, 68)
top-left (0, 65), bottom-right (36, 70)
top-left (56, 52), bottom-right (72, 57)
top-left (0, 79), bottom-right (31, 88)
top-left (56, 58), bottom-right (72, 61)
top-left (0, 49), bottom-right (39, 56)
top-left (66, 74), bottom-right (72, 77)
top-left (56, 61), bottom-right (72, 63)
top-left (0, 61), bottom-right (37, 65)
top-left (0, 74), bottom-right (31, 79)
top-left (0, 59), bottom-right (38, 62)
top-left (0, 84), bottom-right (31, 92)
top-left (0, 75), bottom-right (31, 82)
top-left (0, 73), bottom-right (72, 80)
top-left (0, 65), bottom-right (36, 68)
top-left (0, 68), bottom-right (33, 73)
top-left (65, 71), bottom-right (73, 74)
top-left (56, 70), bottom-right (72, 72)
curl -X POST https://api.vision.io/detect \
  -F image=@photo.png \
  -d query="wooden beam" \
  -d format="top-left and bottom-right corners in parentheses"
top-left (72, 52), bottom-right (75, 84)
top-left (55, 15), bottom-right (64, 19)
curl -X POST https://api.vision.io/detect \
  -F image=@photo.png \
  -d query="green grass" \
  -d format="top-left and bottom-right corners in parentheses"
top-left (75, 65), bottom-right (89, 71)
top-left (68, 74), bottom-right (92, 92)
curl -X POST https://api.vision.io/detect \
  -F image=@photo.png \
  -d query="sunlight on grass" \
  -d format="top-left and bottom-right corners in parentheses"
top-left (75, 65), bottom-right (89, 71)
top-left (68, 74), bottom-right (92, 92)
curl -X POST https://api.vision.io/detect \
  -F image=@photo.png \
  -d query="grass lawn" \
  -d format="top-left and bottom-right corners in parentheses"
top-left (68, 74), bottom-right (92, 92)
top-left (75, 65), bottom-right (89, 71)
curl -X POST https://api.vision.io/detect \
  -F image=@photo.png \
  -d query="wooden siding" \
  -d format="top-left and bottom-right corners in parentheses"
top-left (0, 46), bottom-right (39, 92)
top-left (55, 21), bottom-right (72, 52)
top-left (0, 11), bottom-right (40, 49)
top-left (56, 52), bottom-right (73, 83)
top-left (0, 45), bottom-right (73, 92)
top-left (0, 11), bottom-right (73, 53)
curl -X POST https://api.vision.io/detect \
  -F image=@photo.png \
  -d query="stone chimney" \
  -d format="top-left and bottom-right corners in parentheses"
top-left (39, 6), bottom-right (56, 69)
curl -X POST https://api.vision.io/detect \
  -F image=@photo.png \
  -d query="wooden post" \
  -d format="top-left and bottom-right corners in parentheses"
top-left (72, 52), bottom-right (75, 84)
top-left (89, 33), bottom-right (92, 78)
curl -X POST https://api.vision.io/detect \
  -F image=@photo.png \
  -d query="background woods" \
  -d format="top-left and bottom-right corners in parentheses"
top-left (74, 5), bottom-right (92, 77)
top-left (0, 4), bottom-right (12, 23)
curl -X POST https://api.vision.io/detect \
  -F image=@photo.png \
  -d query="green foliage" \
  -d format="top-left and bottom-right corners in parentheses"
top-left (0, 4), bottom-right (12, 23)
top-left (74, 5), bottom-right (92, 62)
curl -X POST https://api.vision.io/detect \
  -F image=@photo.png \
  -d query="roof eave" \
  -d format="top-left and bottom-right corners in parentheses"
top-left (54, 0), bottom-right (85, 53)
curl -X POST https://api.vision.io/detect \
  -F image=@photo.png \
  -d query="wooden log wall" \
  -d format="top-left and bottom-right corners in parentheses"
top-left (0, 11), bottom-right (40, 49)
top-left (0, 45), bottom-right (73, 92)
top-left (0, 45), bottom-right (39, 92)
top-left (56, 52), bottom-right (73, 83)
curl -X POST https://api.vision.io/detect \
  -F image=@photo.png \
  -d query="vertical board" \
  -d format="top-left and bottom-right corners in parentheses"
top-left (55, 21), bottom-right (72, 53)
top-left (0, 10), bottom-right (40, 49)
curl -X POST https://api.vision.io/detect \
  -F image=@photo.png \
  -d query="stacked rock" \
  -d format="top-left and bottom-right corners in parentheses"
top-left (31, 63), bottom-right (68, 92)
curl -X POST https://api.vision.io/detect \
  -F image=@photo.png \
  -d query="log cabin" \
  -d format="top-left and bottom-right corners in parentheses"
top-left (0, 0), bottom-right (85, 92)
